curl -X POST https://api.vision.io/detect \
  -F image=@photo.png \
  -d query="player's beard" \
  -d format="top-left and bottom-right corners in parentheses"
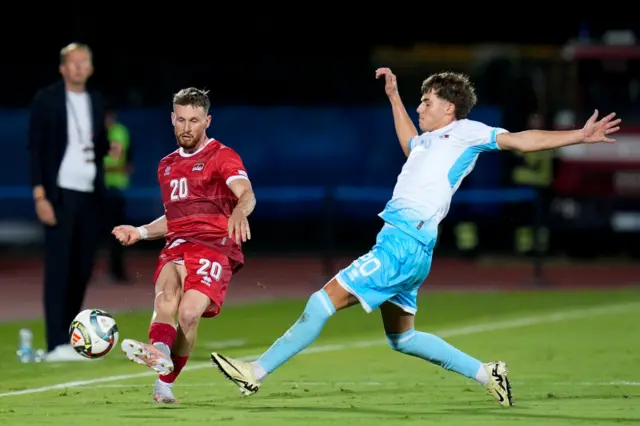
top-left (177, 132), bottom-right (200, 150)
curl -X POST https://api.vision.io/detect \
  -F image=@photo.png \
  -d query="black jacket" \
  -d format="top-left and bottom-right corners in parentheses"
top-left (27, 80), bottom-right (109, 205)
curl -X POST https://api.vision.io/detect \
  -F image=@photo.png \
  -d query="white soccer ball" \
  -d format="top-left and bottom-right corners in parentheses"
top-left (69, 309), bottom-right (119, 359)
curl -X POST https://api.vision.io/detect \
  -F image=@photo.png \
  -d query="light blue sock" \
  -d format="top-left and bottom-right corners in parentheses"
top-left (386, 329), bottom-right (484, 381)
top-left (255, 289), bottom-right (336, 375)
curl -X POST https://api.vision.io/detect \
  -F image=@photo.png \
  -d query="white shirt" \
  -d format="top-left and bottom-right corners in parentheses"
top-left (379, 119), bottom-right (508, 248)
top-left (57, 91), bottom-right (97, 192)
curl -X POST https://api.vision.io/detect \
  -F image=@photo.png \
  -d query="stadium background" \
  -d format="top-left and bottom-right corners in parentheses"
top-left (1, 17), bottom-right (639, 318)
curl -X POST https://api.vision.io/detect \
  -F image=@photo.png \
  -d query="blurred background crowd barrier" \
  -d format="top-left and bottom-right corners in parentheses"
top-left (1, 21), bottom-right (639, 290)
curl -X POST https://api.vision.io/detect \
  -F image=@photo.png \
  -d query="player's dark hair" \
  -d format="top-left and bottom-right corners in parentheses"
top-left (173, 87), bottom-right (210, 113)
top-left (421, 72), bottom-right (477, 120)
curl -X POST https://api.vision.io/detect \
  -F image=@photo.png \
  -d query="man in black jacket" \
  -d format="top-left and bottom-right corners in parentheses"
top-left (28, 42), bottom-right (119, 362)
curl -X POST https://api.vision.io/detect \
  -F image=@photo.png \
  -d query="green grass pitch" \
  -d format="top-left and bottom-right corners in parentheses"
top-left (1, 289), bottom-right (639, 425)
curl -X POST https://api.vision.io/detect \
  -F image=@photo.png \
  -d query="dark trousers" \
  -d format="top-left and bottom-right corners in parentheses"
top-left (44, 188), bottom-right (99, 351)
top-left (105, 189), bottom-right (127, 280)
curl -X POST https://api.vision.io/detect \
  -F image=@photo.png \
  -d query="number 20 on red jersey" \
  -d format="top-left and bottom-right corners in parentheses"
top-left (169, 177), bottom-right (189, 201)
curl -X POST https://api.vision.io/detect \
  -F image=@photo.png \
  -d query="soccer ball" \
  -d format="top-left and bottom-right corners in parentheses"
top-left (69, 309), bottom-right (119, 359)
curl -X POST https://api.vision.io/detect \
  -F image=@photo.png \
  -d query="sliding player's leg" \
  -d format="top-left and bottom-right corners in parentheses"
top-left (252, 279), bottom-right (356, 375)
top-left (381, 288), bottom-right (513, 406)
top-left (210, 223), bottom-right (413, 395)
top-left (121, 253), bottom-right (182, 376)
top-left (211, 278), bottom-right (355, 395)
top-left (382, 285), bottom-right (489, 379)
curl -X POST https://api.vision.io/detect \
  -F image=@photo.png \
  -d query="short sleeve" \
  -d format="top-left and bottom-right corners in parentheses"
top-left (215, 147), bottom-right (249, 186)
top-left (460, 120), bottom-right (509, 152)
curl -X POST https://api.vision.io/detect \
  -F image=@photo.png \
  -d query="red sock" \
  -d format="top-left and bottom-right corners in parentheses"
top-left (148, 322), bottom-right (177, 349)
top-left (160, 355), bottom-right (189, 384)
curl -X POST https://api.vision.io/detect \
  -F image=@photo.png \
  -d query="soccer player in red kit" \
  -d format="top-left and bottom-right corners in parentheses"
top-left (111, 87), bottom-right (255, 403)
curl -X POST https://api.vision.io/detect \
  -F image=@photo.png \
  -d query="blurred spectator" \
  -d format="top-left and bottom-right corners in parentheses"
top-left (103, 107), bottom-right (132, 283)
top-left (27, 43), bottom-right (116, 361)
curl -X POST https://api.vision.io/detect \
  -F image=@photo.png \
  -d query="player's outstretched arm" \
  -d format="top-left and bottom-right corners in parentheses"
top-left (112, 215), bottom-right (167, 246)
top-left (376, 68), bottom-right (419, 157)
top-left (496, 110), bottom-right (621, 153)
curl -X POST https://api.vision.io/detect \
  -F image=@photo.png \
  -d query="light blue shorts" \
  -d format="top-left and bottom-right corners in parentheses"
top-left (335, 223), bottom-right (433, 314)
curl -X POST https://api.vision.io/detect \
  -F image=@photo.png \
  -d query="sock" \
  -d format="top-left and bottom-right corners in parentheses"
top-left (160, 355), bottom-right (189, 384)
top-left (254, 289), bottom-right (336, 377)
top-left (149, 322), bottom-right (177, 356)
top-left (474, 365), bottom-right (489, 385)
top-left (387, 329), bottom-right (487, 384)
top-left (251, 361), bottom-right (268, 382)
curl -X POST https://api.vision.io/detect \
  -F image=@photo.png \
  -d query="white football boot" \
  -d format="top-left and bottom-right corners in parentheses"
top-left (121, 339), bottom-right (174, 375)
top-left (210, 352), bottom-right (261, 396)
top-left (152, 379), bottom-right (178, 404)
top-left (482, 361), bottom-right (513, 407)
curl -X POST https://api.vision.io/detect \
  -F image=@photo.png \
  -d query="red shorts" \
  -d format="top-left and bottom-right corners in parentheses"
top-left (154, 240), bottom-right (233, 318)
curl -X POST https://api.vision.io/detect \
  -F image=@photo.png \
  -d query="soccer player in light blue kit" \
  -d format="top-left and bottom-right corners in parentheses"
top-left (211, 67), bottom-right (621, 407)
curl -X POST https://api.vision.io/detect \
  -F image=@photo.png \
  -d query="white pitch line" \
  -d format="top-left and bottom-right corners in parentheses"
top-left (92, 382), bottom-right (385, 389)
top-left (0, 301), bottom-right (638, 398)
top-left (573, 381), bottom-right (640, 387)
top-left (91, 380), bottom-right (640, 389)
top-left (203, 339), bottom-right (247, 350)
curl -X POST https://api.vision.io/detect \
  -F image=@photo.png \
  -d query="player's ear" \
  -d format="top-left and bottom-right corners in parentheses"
top-left (206, 115), bottom-right (211, 128)
top-left (171, 112), bottom-right (176, 126)
top-left (446, 101), bottom-right (456, 117)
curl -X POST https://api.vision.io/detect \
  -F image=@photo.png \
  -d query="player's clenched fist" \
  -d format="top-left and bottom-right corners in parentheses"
top-left (375, 67), bottom-right (398, 97)
top-left (228, 210), bottom-right (251, 245)
top-left (112, 225), bottom-right (141, 246)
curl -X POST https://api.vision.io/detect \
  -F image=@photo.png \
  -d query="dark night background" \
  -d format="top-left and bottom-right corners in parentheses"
top-left (1, 16), bottom-right (639, 262)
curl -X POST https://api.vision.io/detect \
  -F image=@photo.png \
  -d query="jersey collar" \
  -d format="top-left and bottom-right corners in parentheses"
top-left (179, 138), bottom-right (215, 158)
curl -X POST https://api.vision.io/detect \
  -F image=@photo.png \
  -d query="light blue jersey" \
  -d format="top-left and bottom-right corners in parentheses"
top-left (336, 119), bottom-right (508, 314)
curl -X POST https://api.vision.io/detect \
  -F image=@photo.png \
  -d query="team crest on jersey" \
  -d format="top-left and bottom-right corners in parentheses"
top-left (192, 162), bottom-right (205, 172)
top-left (418, 138), bottom-right (433, 149)
top-left (164, 166), bottom-right (171, 176)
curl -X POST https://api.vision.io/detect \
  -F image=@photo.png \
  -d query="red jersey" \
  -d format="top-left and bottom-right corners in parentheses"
top-left (157, 138), bottom-right (249, 268)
